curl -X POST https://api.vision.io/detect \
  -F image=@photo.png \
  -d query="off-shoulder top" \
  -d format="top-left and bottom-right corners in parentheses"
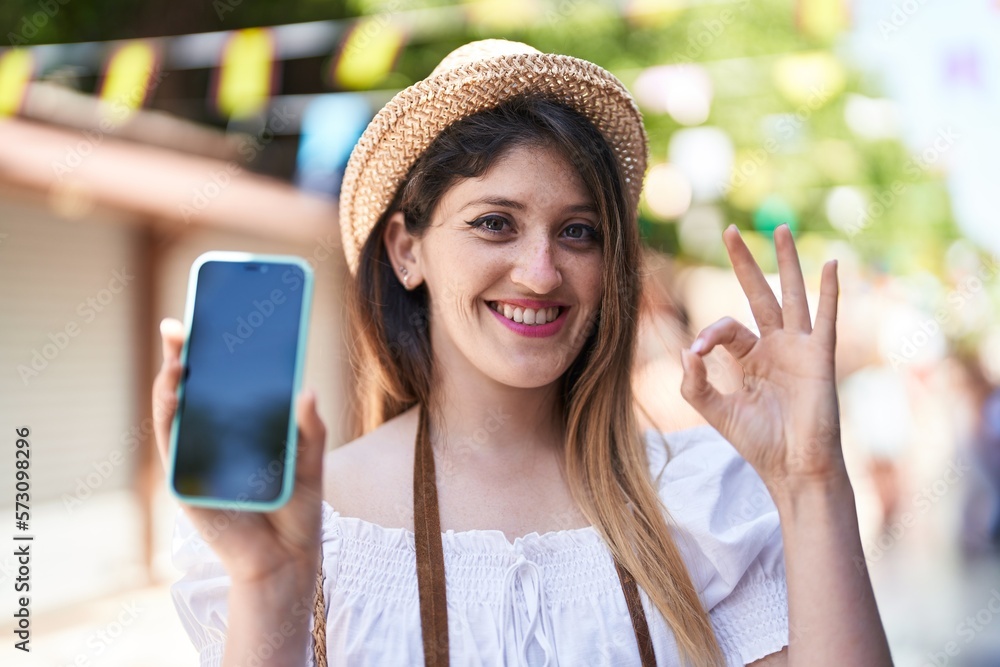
top-left (169, 424), bottom-right (789, 666)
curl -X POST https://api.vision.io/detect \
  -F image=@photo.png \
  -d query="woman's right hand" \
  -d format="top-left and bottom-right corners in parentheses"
top-left (152, 317), bottom-right (328, 587)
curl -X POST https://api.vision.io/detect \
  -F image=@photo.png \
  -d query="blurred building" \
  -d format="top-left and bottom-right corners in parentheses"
top-left (0, 89), bottom-right (352, 637)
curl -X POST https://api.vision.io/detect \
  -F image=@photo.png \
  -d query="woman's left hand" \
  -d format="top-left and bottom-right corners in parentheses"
top-left (679, 223), bottom-right (845, 498)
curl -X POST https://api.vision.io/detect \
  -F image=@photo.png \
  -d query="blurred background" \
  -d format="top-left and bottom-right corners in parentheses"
top-left (1, 0), bottom-right (999, 665)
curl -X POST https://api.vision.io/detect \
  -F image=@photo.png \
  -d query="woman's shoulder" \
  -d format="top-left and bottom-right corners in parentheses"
top-left (322, 406), bottom-right (419, 527)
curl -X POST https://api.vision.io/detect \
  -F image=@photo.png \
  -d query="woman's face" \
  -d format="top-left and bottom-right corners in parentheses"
top-left (406, 143), bottom-right (604, 390)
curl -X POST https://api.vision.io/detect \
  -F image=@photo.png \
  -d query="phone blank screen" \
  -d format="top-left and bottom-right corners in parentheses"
top-left (172, 260), bottom-right (306, 504)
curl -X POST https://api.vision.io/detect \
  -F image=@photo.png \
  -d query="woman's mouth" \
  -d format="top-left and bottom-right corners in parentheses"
top-left (487, 301), bottom-right (563, 325)
top-left (485, 300), bottom-right (570, 338)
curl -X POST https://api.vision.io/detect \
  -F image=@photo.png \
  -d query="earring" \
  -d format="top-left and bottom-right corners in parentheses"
top-left (398, 265), bottom-right (410, 288)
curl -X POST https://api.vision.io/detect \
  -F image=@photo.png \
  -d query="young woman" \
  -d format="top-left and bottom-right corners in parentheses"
top-left (154, 40), bottom-right (893, 666)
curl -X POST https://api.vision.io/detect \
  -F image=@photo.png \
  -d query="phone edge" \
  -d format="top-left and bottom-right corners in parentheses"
top-left (166, 251), bottom-right (316, 513)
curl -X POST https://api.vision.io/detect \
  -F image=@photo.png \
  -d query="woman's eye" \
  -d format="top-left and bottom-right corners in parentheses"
top-left (483, 217), bottom-right (505, 232)
top-left (564, 223), bottom-right (599, 241)
top-left (469, 215), bottom-right (509, 235)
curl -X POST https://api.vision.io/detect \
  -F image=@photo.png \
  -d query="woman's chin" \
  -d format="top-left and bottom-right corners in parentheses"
top-left (478, 361), bottom-right (566, 391)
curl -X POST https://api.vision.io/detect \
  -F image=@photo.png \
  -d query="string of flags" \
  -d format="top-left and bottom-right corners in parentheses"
top-left (0, 0), bottom-right (857, 203)
top-left (0, 0), bottom-right (856, 122)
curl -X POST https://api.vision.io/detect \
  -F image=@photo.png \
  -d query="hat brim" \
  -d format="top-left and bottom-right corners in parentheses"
top-left (339, 51), bottom-right (649, 275)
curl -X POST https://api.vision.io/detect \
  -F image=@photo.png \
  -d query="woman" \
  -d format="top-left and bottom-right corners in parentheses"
top-left (154, 40), bottom-right (893, 666)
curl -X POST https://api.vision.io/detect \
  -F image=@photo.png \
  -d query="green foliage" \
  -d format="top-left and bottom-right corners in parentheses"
top-left (7, 0), bottom-right (960, 277)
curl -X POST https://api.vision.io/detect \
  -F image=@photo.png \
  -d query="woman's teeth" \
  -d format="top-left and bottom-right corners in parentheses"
top-left (488, 301), bottom-right (561, 325)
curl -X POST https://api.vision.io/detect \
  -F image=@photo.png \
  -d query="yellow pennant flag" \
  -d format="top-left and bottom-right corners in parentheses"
top-left (796, 0), bottom-right (850, 40)
top-left (332, 18), bottom-right (406, 91)
top-left (625, 0), bottom-right (684, 29)
top-left (215, 28), bottom-right (276, 119)
top-left (0, 49), bottom-right (34, 117)
top-left (100, 41), bottom-right (158, 124)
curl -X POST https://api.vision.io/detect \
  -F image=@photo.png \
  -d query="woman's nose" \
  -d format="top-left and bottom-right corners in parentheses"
top-left (510, 235), bottom-right (562, 295)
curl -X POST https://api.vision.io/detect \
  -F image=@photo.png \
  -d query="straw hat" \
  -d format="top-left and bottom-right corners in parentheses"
top-left (338, 38), bottom-right (649, 276)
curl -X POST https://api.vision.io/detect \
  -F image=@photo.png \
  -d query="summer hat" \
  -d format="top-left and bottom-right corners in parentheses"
top-left (337, 38), bottom-right (650, 276)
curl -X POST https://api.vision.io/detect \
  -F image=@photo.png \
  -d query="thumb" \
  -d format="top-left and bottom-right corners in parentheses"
top-left (679, 349), bottom-right (727, 427)
top-left (294, 388), bottom-right (326, 490)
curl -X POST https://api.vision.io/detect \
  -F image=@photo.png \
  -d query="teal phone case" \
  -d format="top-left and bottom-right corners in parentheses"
top-left (166, 250), bottom-right (315, 512)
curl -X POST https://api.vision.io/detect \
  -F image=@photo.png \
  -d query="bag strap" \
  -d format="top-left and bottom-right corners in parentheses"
top-left (615, 559), bottom-right (657, 666)
top-left (414, 403), bottom-right (450, 666)
top-left (311, 404), bottom-right (657, 667)
top-left (412, 402), bottom-right (657, 667)
top-left (312, 564), bottom-right (329, 667)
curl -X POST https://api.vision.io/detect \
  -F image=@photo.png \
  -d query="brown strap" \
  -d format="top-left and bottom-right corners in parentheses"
top-left (411, 402), bottom-right (655, 667)
top-left (414, 403), bottom-right (450, 666)
top-left (309, 404), bottom-right (657, 666)
top-left (615, 559), bottom-right (657, 667)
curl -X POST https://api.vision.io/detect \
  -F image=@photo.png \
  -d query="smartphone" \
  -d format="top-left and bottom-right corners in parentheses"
top-left (167, 251), bottom-right (314, 511)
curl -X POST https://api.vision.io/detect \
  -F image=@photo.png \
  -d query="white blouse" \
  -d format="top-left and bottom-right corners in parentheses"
top-left (170, 424), bottom-right (789, 666)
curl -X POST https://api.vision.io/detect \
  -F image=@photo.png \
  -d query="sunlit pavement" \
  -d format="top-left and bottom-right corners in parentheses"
top-left (15, 583), bottom-right (198, 666)
top-left (866, 482), bottom-right (1000, 667)
top-left (0, 489), bottom-right (197, 666)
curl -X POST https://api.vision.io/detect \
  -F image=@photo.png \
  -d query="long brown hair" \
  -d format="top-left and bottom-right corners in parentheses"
top-left (342, 95), bottom-right (724, 666)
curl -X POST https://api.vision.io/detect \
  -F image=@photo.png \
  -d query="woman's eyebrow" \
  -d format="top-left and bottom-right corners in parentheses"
top-left (458, 196), bottom-right (597, 214)
top-left (458, 196), bottom-right (526, 212)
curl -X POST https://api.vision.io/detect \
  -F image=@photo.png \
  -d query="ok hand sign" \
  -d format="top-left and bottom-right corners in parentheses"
top-left (680, 224), bottom-right (845, 498)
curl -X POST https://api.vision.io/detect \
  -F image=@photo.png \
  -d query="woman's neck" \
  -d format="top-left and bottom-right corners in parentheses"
top-left (426, 362), bottom-right (566, 463)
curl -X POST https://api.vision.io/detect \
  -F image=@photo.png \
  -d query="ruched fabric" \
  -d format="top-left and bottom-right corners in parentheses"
top-left (170, 424), bottom-right (789, 666)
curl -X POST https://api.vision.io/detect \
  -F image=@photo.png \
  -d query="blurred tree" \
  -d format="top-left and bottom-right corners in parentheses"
top-left (2, 0), bottom-right (961, 274)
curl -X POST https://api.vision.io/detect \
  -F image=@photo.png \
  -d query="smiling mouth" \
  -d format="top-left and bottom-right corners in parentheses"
top-left (486, 301), bottom-right (565, 326)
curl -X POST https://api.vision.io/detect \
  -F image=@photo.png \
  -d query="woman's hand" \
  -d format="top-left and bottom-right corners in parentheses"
top-left (152, 317), bottom-right (328, 587)
top-left (682, 226), bottom-right (895, 666)
top-left (679, 224), bottom-right (845, 498)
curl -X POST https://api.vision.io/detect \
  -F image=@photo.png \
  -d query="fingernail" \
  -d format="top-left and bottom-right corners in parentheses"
top-left (690, 338), bottom-right (705, 354)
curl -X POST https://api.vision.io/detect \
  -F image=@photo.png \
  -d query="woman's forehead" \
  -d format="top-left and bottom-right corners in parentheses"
top-left (436, 145), bottom-right (595, 216)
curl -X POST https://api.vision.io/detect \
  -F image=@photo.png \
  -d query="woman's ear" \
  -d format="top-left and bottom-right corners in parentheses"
top-left (383, 211), bottom-right (423, 289)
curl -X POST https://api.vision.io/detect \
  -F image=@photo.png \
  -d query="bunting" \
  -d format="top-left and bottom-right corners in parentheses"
top-left (212, 28), bottom-right (278, 119)
top-left (0, 49), bottom-right (34, 117)
top-left (331, 18), bottom-right (406, 91)
top-left (99, 41), bottom-right (159, 123)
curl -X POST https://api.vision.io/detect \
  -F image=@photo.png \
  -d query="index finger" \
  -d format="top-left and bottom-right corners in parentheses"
top-left (160, 317), bottom-right (185, 363)
top-left (152, 318), bottom-right (185, 469)
top-left (722, 225), bottom-right (783, 333)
